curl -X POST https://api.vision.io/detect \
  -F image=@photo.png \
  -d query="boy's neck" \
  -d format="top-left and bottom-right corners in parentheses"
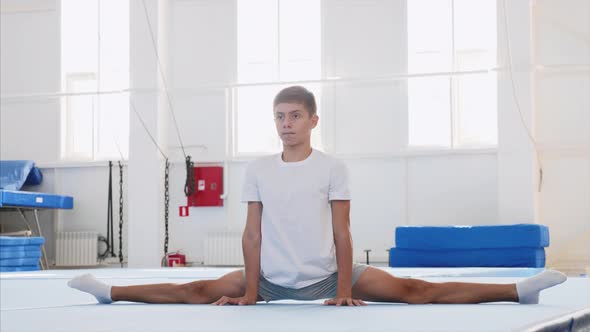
top-left (281, 144), bottom-right (313, 162)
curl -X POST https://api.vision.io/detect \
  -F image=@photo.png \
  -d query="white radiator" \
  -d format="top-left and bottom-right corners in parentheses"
top-left (204, 232), bottom-right (243, 266)
top-left (56, 232), bottom-right (98, 266)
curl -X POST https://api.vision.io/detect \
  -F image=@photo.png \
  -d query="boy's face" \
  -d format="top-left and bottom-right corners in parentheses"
top-left (273, 102), bottom-right (318, 147)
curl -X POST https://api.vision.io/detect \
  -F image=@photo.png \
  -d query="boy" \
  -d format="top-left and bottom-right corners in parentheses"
top-left (69, 86), bottom-right (566, 306)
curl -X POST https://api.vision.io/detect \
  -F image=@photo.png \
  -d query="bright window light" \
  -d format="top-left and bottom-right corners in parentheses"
top-left (407, 0), bottom-right (453, 74)
top-left (237, 0), bottom-right (278, 84)
top-left (279, 0), bottom-right (321, 82)
top-left (65, 74), bottom-right (95, 159)
top-left (236, 85), bottom-right (284, 155)
top-left (408, 0), bottom-right (497, 148)
top-left (408, 77), bottom-right (452, 147)
top-left (454, 74), bottom-right (497, 147)
top-left (453, 0), bottom-right (497, 71)
top-left (61, 0), bottom-right (129, 160)
top-left (235, 0), bottom-right (322, 155)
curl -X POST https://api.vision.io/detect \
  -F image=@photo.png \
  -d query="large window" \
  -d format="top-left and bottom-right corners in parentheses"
top-left (61, 0), bottom-right (129, 160)
top-left (408, 0), bottom-right (497, 148)
top-left (234, 0), bottom-right (322, 155)
top-left (59, 1), bottom-right (497, 159)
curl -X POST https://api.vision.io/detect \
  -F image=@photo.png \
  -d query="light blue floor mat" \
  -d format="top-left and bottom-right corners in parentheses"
top-left (1, 267), bottom-right (588, 332)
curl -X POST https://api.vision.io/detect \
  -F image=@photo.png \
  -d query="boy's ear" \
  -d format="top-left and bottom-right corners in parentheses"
top-left (311, 114), bottom-right (319, 128)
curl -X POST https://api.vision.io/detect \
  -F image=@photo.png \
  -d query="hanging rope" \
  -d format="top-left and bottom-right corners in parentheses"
top-left (109, 162), bottom-right (115, 257)
top-left (107, 161), bottom-right (113, 255)
top-left (161, 158), bottom-right (171, 266)
top-left (118, 161), bottom-right (124, 267)
top-left (184, 156), bottom-right (195, 197)
top-left (99, 161), bottom-right (115, 260)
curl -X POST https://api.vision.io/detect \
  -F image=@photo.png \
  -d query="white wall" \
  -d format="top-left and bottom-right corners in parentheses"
top-left (2, 0), bottom-right (584, 268)
top-left (348, 153), bottom-right (497, 262)
top-left (0, 0), bottom-right (60, 163)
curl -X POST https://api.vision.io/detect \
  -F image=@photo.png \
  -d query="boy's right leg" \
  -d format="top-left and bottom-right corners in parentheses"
top-left (352, 267), bottom-right (566, 304)
top-left (70, 270), bottom-right (248, 304)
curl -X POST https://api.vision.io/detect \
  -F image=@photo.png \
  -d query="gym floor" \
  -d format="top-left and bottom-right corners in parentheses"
top-left (1, 267), bottom-right (589, 332)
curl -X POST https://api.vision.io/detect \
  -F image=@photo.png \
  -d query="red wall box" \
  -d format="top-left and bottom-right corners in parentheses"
top-left (187, 166), bottom-right (223, 207)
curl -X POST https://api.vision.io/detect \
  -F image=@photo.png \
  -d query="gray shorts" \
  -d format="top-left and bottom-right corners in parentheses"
top-left (245, 264), bottom-right (369, 302)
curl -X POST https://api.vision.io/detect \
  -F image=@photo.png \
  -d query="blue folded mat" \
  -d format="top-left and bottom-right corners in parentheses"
top-left (395, 224), bottom-right (549, 249)
top-left (389, 247), bottom-right (546, 268)
top-left (0, 237), bottom-right (43, 271)
top-left (0, 257), bottom-right (40, 266)
top-left (0, 236), bottom-right (45, 246)
top-left (0, 249), bottom-right (42, 259)
top-left (0, 265), bottom-right (39, 272)
top-left (0, 244), bottom-right (43, 253)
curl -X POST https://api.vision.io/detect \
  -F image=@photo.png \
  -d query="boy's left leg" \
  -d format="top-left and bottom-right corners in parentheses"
top-left (351, 267), bottom-right (566, 304)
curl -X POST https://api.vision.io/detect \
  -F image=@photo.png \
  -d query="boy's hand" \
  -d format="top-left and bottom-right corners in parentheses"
top-left (323, 297), bottom-right (367, 306)
top-left (213, 295), bottom-right (257, 306)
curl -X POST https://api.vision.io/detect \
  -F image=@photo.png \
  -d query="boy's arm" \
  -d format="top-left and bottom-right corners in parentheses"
top-left (213, 201), bottom-right (262, 306)
top-left (242, 201), bottom-right (263, 301)
top-left (327, 200), bottom-right (364, 306)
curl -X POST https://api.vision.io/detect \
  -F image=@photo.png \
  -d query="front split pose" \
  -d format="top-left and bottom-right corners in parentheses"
top-left (69, 86), bottom-right (566, 306)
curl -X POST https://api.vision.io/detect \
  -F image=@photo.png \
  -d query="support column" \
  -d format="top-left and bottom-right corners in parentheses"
top-left (127, 0), bottom-right (170, 267)
top-left (497, 0), bottom-right (537, 225)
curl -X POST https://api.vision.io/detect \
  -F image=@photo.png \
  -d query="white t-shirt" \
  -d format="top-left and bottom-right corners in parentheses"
top-left (241, 149), bottom-right (351, 289)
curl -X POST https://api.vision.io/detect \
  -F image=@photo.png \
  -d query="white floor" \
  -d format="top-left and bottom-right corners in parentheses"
top-left (1, 267), bottom-right (589, 332)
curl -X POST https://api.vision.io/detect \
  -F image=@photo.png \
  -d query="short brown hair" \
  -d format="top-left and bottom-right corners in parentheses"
top-left (273, 86), bottom-right (317, 115)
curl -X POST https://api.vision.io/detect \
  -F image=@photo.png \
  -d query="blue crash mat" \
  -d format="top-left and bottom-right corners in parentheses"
top-left (389, 247), bottom-right (546, 267)
top-left (0, 190), bottom-right (73, 209)
top-left (395, 224), bottom-right (549, 249)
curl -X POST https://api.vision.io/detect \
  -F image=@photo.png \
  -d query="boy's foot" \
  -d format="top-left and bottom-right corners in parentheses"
top-left (68, 273), bottom-right (113, 304)
top-left (516, 270), bottom-right (567, 304)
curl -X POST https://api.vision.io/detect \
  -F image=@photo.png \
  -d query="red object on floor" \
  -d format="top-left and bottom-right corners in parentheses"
top-left (187, 166), bottom-right (223, 207)
top-left (167, 252), bottom-right (186, 267)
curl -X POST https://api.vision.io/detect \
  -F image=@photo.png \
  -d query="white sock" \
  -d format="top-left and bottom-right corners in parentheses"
top-left (516, 270), bottom-right (567, 304)
top-left (68, 274), bottom-right (113, 304)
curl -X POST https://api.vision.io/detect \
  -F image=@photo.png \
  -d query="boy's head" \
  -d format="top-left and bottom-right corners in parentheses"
top-left (273, 86), bottom-right (317, 116)
top-left (273, 86), bottom-right (318, 148)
